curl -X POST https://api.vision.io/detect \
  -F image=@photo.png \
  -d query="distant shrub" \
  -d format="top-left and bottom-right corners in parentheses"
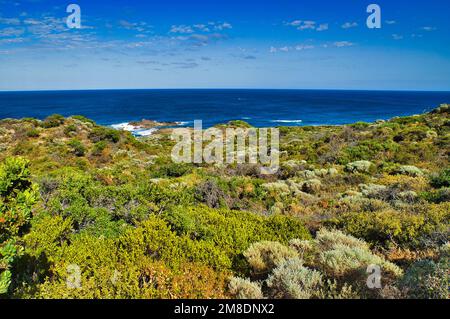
top-left (92, 141), bottom-right (108, 156)
top-left (327, 205), bottom-right (449, 248)
top-left (421, 188), bottom-right (450, 204)
top-left (349, 122), bottom-right (370, 130)
top-left (228, 277), bottom-right (263, 299)
top-left (345, 161), bottom-right (374, 174)
top-left (152, 162), bottom-right (194, 178)
top-left (315, 229), bottom-right (368, 251)
top-left (243, 241), bottom-right (298, 275)
top-left (89, 127), bottom-right (120, 143)
top-left (430, 168), bottom-right (450, 188)
top-left (195, 180), bottom-right (229, 208)
top-left (26, 128), bottom-right (40, 138)
top-left (394, 165), bottom-right (424, 177)
top-left (67, 139), bottom-right (86, 157)
top-left (399, 259), bottom-right (448, 299)
top-left (302, 179), bottom-right (322, 194)
top-left (64, 124), bottom-right (77, 136)
top-left (318, 243), bottom-right (402, 278)
top-left (71, 115), bottom-right (96, 125)
top-left (266, 258), bottom-right (323, 299)
top-left (431, 104), bottom-right (449, 114)
top-left (42, 114), bottom-right (65, 128)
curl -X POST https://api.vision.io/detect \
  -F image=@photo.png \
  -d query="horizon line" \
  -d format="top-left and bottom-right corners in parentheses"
top-left (1, 87), bottom-right (450, 93)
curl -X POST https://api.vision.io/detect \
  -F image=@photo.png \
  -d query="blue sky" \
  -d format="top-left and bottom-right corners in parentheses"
top-left (0, 0), bottom-right (449, 91)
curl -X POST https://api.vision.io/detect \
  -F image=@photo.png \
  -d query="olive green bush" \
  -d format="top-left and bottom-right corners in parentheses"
top-left (0, 157), bottom-right (39, 294)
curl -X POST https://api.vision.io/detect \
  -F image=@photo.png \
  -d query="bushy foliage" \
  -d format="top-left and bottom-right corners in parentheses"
top-left (266, 258), bottom-right (323, 299)
top-left (327, 205), bottom-right (449, 248)
top-left (67, 139), bottom-right (86, 157)
top-left (228, 277), bottom-right (263, 299)
top-left (430, 168), bottom-right (450, 188)
top-left (0, 109), bottom-right (448, 299)
top-left (345, 161), bottom-right (374, 174)
top-left (89, 127), bottom-right (120, 143)
top-left (42, 114), bottom-right (65, 128)
top-left (399, 248), bottom-right (448, 299)
top-left (244, 241), bottom-right (298, 275)
top-left (0, 157), bottom-right (39, 294)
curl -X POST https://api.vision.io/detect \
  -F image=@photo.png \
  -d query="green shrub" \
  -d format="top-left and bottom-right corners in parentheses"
top-left (26, 128), bottom-right (40, 138)
top-left (430, 168), bottom-right (450, 188)
top-left (67, 139), bottom-right (86, 157)
top-left (64, 124), bottom-right (77, 136)
top-left (326, 206), bottom-right (449, 248)
top-left (267, 258), bottom-right (324, 299)
top-left (92, 141), bottom-right (107, 156)
top-left (399, 259), bottom-right (448, 299)
top-left (152, 162), bottom-right (194, 178)
top-left (71, 115), bottom-right (96, 125)
top-left (0, 157), bottom-right (39, 295)
top-left (89, 127), bottom-right (120, 143)
top-left (243, 241), bottom-right (298, 275)
top-left (42, 114), bottom-right (65, 128)
top-left (395, 165), bottom-right (424, 177)
top-left (228, 277), bottom-right (263, 299)
top-left (345, 161), bottom-right (374, 174)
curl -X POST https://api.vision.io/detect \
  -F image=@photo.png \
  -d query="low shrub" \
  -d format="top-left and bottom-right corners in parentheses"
top-left (89, 127), bottom-right (120, 143)
top-left (266, 258), bottom-right (323, 299)
top-left (243, 241), bottom-right (298, 275)
top-left (26, 128), bottom-right (40, 138)
top-left (67, 139), bottom-right (86, 157)
top-left (430, 168), bottom-right (450, 188)
top-left (399, 259), bottom-right (448, 299)
top-left (42, 114), bottom-right (65, 128)
top-left (228, 277), bottom-right (263, 299)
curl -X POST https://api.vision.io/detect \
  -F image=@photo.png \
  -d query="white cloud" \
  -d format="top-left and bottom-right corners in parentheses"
top-left (295, 44), bottom-right (314, 51)
top-left (170, 22), bottom-right (232, 34)
top-left (333, 41), bottom-right (354, 48)
top-left (316, 24), bottom-right (328, 32)
top-left (341, 22), bottom-right (358, 29)
top-left (285, 20), bottom-right (328, 32)
top-left (215, 22), bottom-right (232, 30)
top-left (270, 43), bottom-right (315, 53)
top-left (421, 26), bottom-right (436, 31)
top-left (385, 20), bottom-right (396, 25)
top-left (0, 27), bottom-right (24, 37)
top-left (119, 20), bottom-right (147, 32)
top-left (170, 25), bottom-right (194, 34)
top-left (392, 34), bottom-right (404, 40)
top-left (0, 17), bottom-right (21, 26)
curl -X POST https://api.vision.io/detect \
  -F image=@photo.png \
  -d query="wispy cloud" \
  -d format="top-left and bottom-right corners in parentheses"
top-left (0, 17), bottom-right (21, 25)
top-left (331, 41), bottom-right (354, 48)
top-left (341, 22), bottom-right (358, 29)
top-left (171, 61), bottom-right (199, 69)
top-left (392, 34), bottom-right (404, 40)
top-left (421, 26), bottom-right (436, 31)
top-left (270, 43), bottom-right (315, 53)
top-left (0, 27), bottom-right (24, 37)
top-left (119, 20), bottom-right (151, 32)
top-left (285, 20), bottom-right (328, 32)
top-left (170, 21), bottom-right (232, 34)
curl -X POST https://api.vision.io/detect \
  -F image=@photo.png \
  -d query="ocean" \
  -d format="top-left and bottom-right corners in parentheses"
top-left (0, 89), bottom-right (449, 131)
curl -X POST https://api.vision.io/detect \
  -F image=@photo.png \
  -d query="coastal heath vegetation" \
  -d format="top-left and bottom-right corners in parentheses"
top-left (0, 105), bottom-right (448, 299)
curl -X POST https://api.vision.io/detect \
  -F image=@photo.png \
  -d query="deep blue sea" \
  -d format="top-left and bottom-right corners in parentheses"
top-left (0, 89), bottom-right (449, 128)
